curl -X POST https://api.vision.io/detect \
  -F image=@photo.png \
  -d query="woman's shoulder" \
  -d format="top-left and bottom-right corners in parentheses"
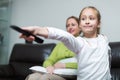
top-left (56, 42), bottom-right (67, 48)
top-left (57, 42), bottom-right (64, 45)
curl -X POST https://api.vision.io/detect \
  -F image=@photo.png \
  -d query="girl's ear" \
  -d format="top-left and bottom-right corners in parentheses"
top-left (97, 25), bottom-right (100, 28)
top-left (97, 22), bottom-right (101, 28)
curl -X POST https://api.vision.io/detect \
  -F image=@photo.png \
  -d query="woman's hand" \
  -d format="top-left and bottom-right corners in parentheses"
top-left (54, 62), bottom-right (66, 69)
top-left (46, 66), bottom-right (54, 74)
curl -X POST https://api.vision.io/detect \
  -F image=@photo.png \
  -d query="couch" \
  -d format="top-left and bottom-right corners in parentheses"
top-left (0, 42), bottom-right (120, 80)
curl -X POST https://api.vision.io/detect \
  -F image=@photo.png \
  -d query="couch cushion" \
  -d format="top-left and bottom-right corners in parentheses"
top-left (0, 65), bottom-right (14, 77)
top-left (111, 68), bottom-right (120, 80)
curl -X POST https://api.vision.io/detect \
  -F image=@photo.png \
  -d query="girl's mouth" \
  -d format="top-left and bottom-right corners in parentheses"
top-left (84, 25), bottom-right (92, 28)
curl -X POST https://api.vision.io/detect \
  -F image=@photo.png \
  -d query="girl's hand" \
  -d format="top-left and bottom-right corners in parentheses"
top-left (46, 66), bottom-right (54, 74)
top-left (54, 62), bottom-right (66, 69)
top-left (19, 26), bottom-right (39, 41)
top-left (20, 34), bottom-right (35, 42)
top-left (19, 26), bottom-right (48, 41)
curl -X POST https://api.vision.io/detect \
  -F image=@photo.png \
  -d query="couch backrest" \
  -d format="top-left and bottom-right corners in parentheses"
top-left (109, 42), bottom-right (120, 68)
top-left (10, 43), bottom-right (56, 64)
top-left (9, 43), bottom-right (56, 78)
top-left (109, 42), bottom-right (120, 80)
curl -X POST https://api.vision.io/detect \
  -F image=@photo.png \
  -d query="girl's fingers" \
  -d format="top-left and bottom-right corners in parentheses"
top-left (19, 34), bottom-right (35, 41)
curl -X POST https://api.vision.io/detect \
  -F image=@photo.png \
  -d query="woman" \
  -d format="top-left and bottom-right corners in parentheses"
top-left (25, 16), bottom-right (81, 80)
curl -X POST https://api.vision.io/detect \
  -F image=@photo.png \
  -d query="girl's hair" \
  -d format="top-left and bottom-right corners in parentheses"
top-left (66, 16), bottom-right (79, 28)
top-left (79, 6), bottom-right (101, 34)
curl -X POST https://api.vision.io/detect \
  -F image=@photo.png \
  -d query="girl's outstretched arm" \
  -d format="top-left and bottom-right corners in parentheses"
top-left (19, 26), bottom-right (82, 54)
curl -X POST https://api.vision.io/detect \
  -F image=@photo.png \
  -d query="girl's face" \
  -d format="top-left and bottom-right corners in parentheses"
top-left (80, 8), bottom-right (100, 37)
top-left (66, 18), bottom-right (81, 37)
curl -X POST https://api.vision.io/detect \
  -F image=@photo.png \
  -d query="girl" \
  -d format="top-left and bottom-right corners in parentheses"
top-left (20, 6), bottom-right (111, 80)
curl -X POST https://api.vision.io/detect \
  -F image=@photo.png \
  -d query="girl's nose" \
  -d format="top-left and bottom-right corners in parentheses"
top-left (85, 19), bottom-right (90, 24)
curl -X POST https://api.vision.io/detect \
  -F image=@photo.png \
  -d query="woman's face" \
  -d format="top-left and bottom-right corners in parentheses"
top-left (66, 18), bottom-right (81, 37)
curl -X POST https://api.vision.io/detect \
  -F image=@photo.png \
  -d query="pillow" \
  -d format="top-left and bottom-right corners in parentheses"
top-left (29, 66), bottom-right (47, 73)
top-left (53, 68), bottom-right (77, 78)
top-left (30, 66), bottom-right (77, 75)
top-left (58, 57), bottom-right (77, 63)
top-left (29, 66), bottom-right (77, 78)
top-left (29, 57), bottom-right (77, 78)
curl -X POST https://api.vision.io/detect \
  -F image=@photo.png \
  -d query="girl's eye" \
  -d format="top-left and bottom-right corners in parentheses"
top-left (90, 17), bottom-right (94, 20)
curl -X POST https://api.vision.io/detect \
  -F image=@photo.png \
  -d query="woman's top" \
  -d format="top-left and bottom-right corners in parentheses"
top-left (47, 27), bottom-right (111, 80)
top-left (43, 42), bottom-right (77, 69)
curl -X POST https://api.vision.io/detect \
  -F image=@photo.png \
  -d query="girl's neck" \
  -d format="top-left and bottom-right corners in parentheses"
top-left (83, 33), bottom-right (98, 38)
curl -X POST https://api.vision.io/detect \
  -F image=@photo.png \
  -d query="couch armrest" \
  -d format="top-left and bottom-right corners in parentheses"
top-left (0, 64), bottom-right (14, 77)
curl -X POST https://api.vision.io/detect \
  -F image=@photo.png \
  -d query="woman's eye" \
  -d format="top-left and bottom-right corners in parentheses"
top-left (72, 23), bottom-right (75, 26)
top-left (81, 18), bottom-right (85, 20)
top-left (66, 24), bottom-right (70, 27)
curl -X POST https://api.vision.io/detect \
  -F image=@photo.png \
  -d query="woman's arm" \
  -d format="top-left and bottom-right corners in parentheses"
top-left (65, 62), bottom-right (77, 69)
top-left (43, 42), bottom-right (78, 69)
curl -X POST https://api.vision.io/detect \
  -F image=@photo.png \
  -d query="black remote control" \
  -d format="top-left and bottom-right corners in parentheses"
top-left (10, 25), bottom-right (44, 43)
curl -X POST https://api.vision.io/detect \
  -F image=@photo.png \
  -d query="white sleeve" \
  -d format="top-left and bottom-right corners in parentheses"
top-left (47, 27), bottom-right (83, 54)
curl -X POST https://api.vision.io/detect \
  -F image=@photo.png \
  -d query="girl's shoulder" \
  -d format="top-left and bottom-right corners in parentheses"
top-left (99, 34), bottom-right (109, 42)
top-left (99, 34), bottom-right (108, 38)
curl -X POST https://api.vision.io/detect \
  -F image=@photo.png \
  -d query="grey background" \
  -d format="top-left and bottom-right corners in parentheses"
top-left (1, 0), bottom-right (119, 63)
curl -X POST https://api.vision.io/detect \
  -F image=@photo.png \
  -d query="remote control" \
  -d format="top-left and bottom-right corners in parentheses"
top-left (10, 25), bottom-right (44, 43)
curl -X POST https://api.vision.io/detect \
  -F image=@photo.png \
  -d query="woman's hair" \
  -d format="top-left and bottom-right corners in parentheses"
top-left (79, 6), bottom-right (101, 34)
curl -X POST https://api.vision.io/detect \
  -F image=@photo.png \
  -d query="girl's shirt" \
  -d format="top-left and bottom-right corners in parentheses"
top-left (43, 42), bottom-right (77, 69)
top-left (47, 27), bottom-right (111, 80)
